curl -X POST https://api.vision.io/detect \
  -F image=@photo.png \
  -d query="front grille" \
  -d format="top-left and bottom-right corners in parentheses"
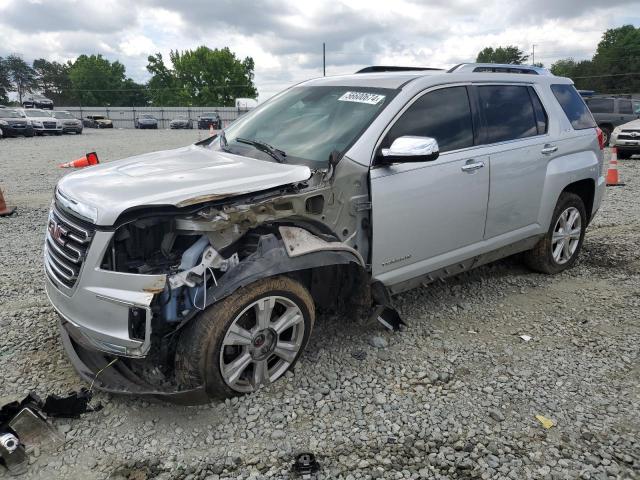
top-left (618, 134), bottom-right (640, 140)
top-left (43, 121), bottom-right (57, 129)
top-left (44, 205), bottom-right (95, 289)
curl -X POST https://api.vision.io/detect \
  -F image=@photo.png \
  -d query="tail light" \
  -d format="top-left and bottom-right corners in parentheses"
top-left (596, 127), bottom-right (605, 150)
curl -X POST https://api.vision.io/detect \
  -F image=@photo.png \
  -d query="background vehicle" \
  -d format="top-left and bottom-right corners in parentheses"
top-left (82, 115), bottom-right (113, 128)
top-left (169, 115), bottom-right (193, 129)
top-left (16, 108), bottom-right (62, 135)
top-left (197, 112), bottom-right (222, 129)
top-left (23, 94), bottom-right (54, 110)
top-left (45, 64), bottom-right (605, 403)
top-left (134, 114), bottom-right (159, 129)
top-left (52, 111), bottom-right (83, 134)
top-left (0, 109), bottom-right (34, 137)
top-left (611, 118), bottom-right (640, 159)
top-left (584, 96), bottom-right (640, 145)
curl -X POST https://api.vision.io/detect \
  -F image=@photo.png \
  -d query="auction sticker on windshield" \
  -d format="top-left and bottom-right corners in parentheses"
top-left (338, 91), bottom-right (386, 105)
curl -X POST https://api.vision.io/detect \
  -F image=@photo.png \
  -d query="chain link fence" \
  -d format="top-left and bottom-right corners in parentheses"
top-left (55, 106), bottom-right (251, 129)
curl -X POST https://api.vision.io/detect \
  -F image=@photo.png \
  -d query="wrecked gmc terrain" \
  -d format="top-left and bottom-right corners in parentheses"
top-left (44, 64), bottom-right (605, 403)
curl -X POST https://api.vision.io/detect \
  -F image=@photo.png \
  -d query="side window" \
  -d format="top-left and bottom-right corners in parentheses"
top-left (387, 86), bottom-right (474, 153)
top-left (478, 85), bottom-right (538, 143)
top-left (585, 98), bottom-right (614, 113)
top-left (634, 101), bottom-right (640, 114)
top-left (551, 84), bottom-right (597, 130)
top-left (618, 100), bottom-right (633, 115)
top-left (528, 87), bottom-right (548, 135)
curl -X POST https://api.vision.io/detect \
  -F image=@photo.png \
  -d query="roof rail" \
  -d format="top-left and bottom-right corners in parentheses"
top-left (356, 66), bottom-right (443, 74)
top-left (447, 63), bottom-right (553, 76)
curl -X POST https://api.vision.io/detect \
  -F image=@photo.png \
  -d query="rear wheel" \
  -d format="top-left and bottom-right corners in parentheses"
top-left (600, 125), bottom-right (612, 146)
top-left (524, 192), bottom-right (587, 274)
top-left (175, 276), bottom-right (315, 399)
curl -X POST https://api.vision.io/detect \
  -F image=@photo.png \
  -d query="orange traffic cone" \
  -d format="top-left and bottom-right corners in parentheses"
top-left (0, 188), bottom-right (16, 217)
top-left (209, 124), bottom-right (215, 136)
top-left (606, 147), bottom-right (625, 186)
top-left (59, 152), bottom-right (100, 169)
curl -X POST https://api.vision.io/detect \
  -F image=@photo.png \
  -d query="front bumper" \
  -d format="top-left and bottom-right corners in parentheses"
top-left (97, 123), bottom-right (114, 128)
top-left (58, 318), bottom-right (208, 405)
top-left (1, 124), bottom-right (33, 136)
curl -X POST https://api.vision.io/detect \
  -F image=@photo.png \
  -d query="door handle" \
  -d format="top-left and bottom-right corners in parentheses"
top-left (541, 144), bottom-right (558, 155)
top-left (461, 160), bottom-right (485, 172)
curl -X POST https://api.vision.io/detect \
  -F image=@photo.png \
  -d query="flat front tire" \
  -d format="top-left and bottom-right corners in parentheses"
top-left (524, 192), bottom-right (587, 274)
top-left (175, 276), bottom-right (315, 399)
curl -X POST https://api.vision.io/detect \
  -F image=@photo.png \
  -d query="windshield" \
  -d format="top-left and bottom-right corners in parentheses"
top-left (92, 116), bottom-right (105, 120)
top-left (25, 110), bottom-right (50, 117)
top-left (218, 86), bottom-right (394, 165)
top-left (0, 110), bottom-right (20, 118)
top-left (203, 112), bottom-right (218, 117)
top-left (53, 112), bottom-right (74, 119)
top-left (141, 114), bottom-right (154, 119)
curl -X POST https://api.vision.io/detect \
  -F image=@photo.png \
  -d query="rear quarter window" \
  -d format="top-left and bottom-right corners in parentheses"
top-left (551, 84), bottom-right (596, 130)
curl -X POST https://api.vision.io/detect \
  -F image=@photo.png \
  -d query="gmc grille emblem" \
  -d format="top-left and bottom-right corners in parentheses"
top-left (48, 220), bottom-right (64, 244)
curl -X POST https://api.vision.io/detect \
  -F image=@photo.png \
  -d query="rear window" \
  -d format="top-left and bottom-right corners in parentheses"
top-left (551, 84), bottom-right (596, 130)
top-left (477, 85), bottom-right (539, 143)
top-left (585, 98), bottom-right (614, 114)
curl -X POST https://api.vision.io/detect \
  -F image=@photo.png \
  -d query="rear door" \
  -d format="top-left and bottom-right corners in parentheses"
top-left (370, 85), bottom-right (490, 285)
top-left (475, 84), bottom-right (551, 239)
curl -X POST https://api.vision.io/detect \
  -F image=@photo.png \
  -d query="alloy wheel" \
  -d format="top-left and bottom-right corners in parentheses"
top-left (219, 296), bottom-right (306, 392)
top-left (551, 206), bottom-right (582, 264)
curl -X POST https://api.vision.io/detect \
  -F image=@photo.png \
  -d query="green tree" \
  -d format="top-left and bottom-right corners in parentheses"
top-left (0, 57), bottom-right (11, 103)
top-left (5, 54), bottom-right (37, 103)
top-left (67, 54), bottom-right (127, 106)
top-left (146, 46), bottom-right (257, 106)
top-left (118, 78), bottom-right (150, 107)
top-left (476, 46), bottom-right (529, 64)
top-left (33, 58), bottom-right (72, 105)
top-left (551, 25), bottom-right (640, 93)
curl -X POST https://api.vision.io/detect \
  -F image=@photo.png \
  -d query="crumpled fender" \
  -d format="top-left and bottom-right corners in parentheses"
top-left (202, 227), bottom-right (365, 308)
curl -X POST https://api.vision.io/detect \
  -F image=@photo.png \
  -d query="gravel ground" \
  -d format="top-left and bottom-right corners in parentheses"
top-left (0, 130), bottom-right (638, 480)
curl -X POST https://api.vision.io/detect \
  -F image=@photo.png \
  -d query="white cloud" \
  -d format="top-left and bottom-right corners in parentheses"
top-left (0, 0), bottom-right (638, 100)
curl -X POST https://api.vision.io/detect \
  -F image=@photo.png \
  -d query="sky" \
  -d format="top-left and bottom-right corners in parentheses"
top-left (0, 0), bottom-right (639, 100)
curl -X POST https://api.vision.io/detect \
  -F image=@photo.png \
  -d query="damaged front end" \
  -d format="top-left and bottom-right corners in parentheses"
top-left (46, 161), bottom-right (374, 403)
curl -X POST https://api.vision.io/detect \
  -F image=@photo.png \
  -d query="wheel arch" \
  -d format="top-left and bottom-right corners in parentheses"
top-left (562, 178), bottom-right (595, 224)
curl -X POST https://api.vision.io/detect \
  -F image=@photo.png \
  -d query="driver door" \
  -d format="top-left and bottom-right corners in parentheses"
top-left (370, 85), bottom-right (489, 287)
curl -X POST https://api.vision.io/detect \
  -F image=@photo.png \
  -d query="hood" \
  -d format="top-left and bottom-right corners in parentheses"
top-left (618, 119), bottom-right (640, 130)
top-left (57, 144), bottom-right (312, 226)
top-left (96, 119), bottom-right (112, 123)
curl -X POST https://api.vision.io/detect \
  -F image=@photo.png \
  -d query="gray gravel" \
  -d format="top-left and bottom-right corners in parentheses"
top-left (1, 130), bottom-right (638, 479)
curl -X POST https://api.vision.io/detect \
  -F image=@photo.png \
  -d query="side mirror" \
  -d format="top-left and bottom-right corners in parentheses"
top-left (378, 136), bottom-right (440, 165)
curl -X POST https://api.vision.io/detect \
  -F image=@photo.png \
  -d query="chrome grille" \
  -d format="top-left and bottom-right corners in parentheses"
top-left (43, 121), bottom-right (57, 129)
top-left (44, 205), bottom-right (95, 289)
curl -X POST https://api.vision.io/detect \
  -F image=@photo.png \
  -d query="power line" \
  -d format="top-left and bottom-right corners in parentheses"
top-left (571, 72), bottom-right (640, 79)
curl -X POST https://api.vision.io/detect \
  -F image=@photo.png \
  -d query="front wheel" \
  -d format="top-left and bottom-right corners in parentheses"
top-left (175, 276), bottom-right (315, 399)
top-left (524, 192), bottom-right (587, 274)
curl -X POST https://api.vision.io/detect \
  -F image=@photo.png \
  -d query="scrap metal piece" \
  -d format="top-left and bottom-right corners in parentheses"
top-left (371, 304), bottom-right (406, 332)
top-left (0, 432), bottom-right (28, 476)
top-left (292, 452), bottom-right (320, 479)
top-left (9, 408), bottom-right (64, 454)
top-left (41, 388), bottom-right (101, 418)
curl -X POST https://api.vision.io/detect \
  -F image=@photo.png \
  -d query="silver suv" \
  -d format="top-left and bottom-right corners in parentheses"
top-left (44, 64), bottom-right (606, 403)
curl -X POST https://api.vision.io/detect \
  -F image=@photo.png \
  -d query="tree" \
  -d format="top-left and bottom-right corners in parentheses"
top-left (0, 57), bottom-right (10, 103)
top-left (5, 54), bottom-right (37, 103)
top-left (551, 25), bottom-right (640, 93)
top-left (146, 46), bottom-right (257, 106)
top-left (33, 58), bottom-right (72, 104)
top-left (67, 54), bottom-right (128, 106)
top-left (476, 46), bottom-right (529, 64)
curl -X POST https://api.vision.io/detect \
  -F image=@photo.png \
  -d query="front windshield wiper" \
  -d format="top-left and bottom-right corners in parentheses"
top-left (236, 137), bottom-right (287, 163)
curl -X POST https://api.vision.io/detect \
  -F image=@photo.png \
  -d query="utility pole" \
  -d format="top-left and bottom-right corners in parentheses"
top-left (532, 44), bottom-right (537, 65)
top-left (323, 42), bottom-right (326, 76)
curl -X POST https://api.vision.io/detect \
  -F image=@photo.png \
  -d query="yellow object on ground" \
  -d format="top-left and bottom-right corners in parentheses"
top-left (536, 415), bottom-right (555, 429)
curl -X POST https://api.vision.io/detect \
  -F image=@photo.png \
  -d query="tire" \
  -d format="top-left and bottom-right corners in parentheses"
top-left (175, 276), bottom-right (315, 399)
top-left (524, 192), bottom-right (587, 274)
top-left (600, 125), bottom-right (612, 146)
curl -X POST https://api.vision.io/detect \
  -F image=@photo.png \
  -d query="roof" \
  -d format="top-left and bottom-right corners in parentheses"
top-left (301, 63), bottom-right (559, 90)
